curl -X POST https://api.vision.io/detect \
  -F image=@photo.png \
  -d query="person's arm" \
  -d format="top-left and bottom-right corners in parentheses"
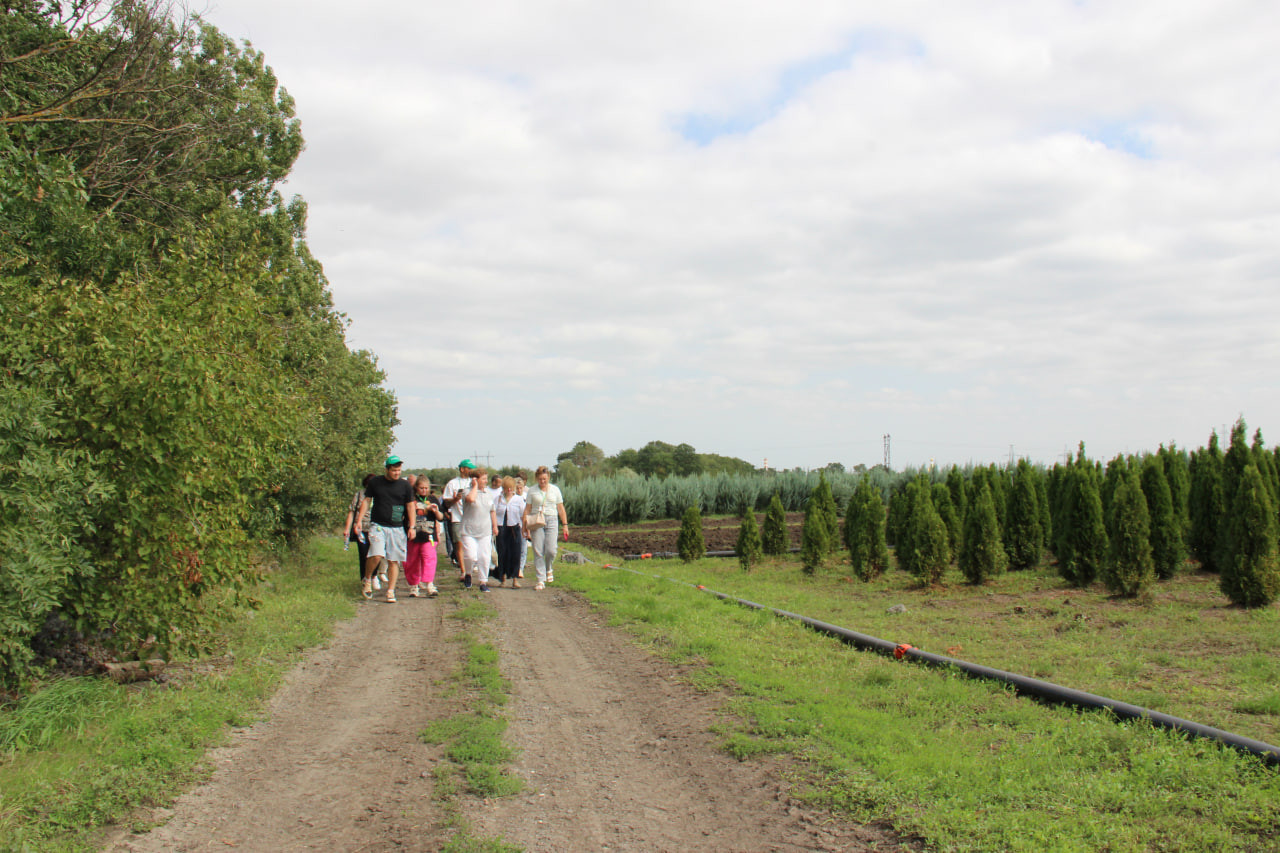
top-left (465, 478), bottom-right (480, 503)
top-left (355, 497), bottom-right (371, 540)
top-left (490, 506), bottom-right (498, 538)
top-left (407, 500), bottom-right (418, 539)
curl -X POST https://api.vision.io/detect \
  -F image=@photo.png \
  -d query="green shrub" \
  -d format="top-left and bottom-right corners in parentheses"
top-left (761, 493), bottom-right (788, 556)
top-left (844, 475), bottom-right (890, 581)
top-left (959, 483), bottom-right (1006, 584)
top-left (1103, 469), bottom-right (1155, 597)
top-left (677, 505), bottom-right (705, 563)
top-left (735, 504), bottom-right (763, 571)
top-left (1220, 464), bottom-right (1280, 607)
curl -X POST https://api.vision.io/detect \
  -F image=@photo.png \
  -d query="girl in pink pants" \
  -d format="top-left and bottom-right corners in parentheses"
top-left (405, 479), bottom-right (444, 597)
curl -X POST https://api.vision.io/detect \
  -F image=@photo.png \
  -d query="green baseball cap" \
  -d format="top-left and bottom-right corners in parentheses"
top-left (458, 458), bottom-right (476, 469)
top-left (385, 455), bottom-right (402, 467)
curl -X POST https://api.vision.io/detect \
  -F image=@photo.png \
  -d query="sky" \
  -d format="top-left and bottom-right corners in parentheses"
top-left (200, 0), bottom-right (1280, 473)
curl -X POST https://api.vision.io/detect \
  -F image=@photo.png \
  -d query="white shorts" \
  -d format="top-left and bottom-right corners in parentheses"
top-left (368, 524), bottom-right (407, 563)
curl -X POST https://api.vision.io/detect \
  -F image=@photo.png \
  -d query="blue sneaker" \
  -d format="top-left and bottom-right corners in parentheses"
top-left (463, 574), bottom-right (472, 589)
top-left (479, 584), bottom-right (489, 592)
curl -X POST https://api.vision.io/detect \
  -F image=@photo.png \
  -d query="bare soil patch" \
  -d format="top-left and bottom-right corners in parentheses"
top-left (570, 513), bottom-right (804, 557)
top-left (101, 546), bottom-right (909, 852)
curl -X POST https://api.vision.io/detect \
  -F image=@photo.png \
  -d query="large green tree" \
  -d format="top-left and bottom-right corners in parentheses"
top-left (0, 1), bottom-right (396, 686)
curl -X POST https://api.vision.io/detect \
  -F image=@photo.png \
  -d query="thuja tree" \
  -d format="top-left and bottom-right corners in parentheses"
top-left (959, 482), bottom-right (1006, 584)
top-left (761, 493), bottom-right (788, 555)
top-left (1188, 433), bottom-right (1225, 572)
top-left (899, 477), bottom-right (950, 585)
top-left (1217, 418), bottom-right (1254, 572)
top-left (1220, 464), bottom-right (1280, 607)
top-left (1004, 460), bottom-right (1043, 570)
top-left (845, 475), bottom-right (890, 581)
top-left (1057, 464), bottom-right (1108, 586)
top-left (1141, 455), bottom-right (1185, 580)
top-left (812, 473), bottom-right (839, 556)
top-left (735, 503), bottom-right (763, 571)
top-left (932, 482), bottom-right (961, 556)
top-left (945, 465), bottom-right (968, 530)
top-left (1103, 469), bottom-right (1155, 597)
top-left (677, 505), bottom-right (706, 563)
top-left (800, 494), bottom-right (830, 574)
top-left (1159, 443), bottom-right (1192, 544)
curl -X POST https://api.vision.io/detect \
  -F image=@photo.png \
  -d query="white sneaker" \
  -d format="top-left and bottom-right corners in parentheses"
top-left (373, 575), bottom-right (382, 591)
top-left (378, 570), bottom-right (388, 584)
top-left (409, 585), bottom-right (421, 597)
top-left (426, 583), bottom-right (438, 597)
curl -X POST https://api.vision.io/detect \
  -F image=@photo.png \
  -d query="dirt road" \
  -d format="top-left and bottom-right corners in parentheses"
top-left (105, 559), bottom-right (906, 852)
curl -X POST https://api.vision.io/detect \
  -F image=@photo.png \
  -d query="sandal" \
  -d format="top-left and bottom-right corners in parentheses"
top-left (386, 590), bottom-right (397, 603)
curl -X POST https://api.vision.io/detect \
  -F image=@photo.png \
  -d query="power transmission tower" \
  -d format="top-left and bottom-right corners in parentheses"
top-left (883, 434), bottom-right (891, 470)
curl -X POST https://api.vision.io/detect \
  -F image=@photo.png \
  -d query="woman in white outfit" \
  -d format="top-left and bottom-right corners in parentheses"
top-left (523, 465), bottom-right (568, 591)
top-left (460, 466), bottom-right (498, 591)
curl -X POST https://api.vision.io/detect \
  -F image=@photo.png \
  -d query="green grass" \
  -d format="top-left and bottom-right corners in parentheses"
top-left (0, 537), bottom-right (357, 852)
top-left (420, 597), bottom-right (523, 852)
top-left (559, 547), bottom-right (1280, 852)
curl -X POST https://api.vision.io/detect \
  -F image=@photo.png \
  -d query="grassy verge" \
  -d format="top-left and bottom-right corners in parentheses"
top-left (0, 537), bottom-right (357, 852)
top-left (420, 597), bottom-right (522, 853)
top-left (559, 546), bottom-right (1280, 852)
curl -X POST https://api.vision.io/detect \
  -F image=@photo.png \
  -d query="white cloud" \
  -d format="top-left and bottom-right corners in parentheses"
top-left (201, 0), bottom-right (1280, 471)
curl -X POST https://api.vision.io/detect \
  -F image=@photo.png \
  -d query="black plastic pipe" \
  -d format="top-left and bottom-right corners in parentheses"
top-left (603, 563), bottom-right (1280, 767)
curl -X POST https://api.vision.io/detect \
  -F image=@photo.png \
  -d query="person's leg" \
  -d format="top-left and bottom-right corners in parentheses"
top-left (452, 522), bottom-right (466, 578)
top-left (356, 536), bottom-right (370, 582)
top-left (531, 527), bottom-right (548, 586)
top-left (476, 535), bottom-right (492, 588)
top-left (404, 539), bottom-right (423, 589)
top-left (423, 541), bottom-right (438, 594)
top-left (518, 532), bottom-right (528, 578)
top-left (460, 534), bottom-right (478, 587)
top-left (544, 522), bottom-right (559, 582)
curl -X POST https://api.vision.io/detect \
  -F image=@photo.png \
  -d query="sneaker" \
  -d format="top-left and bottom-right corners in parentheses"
top-left (534, 582), bottom-right (545, 591)
top-left (378, 570), bottom-right (388, 584)
top-left (373, 575), bottom-right (382, 591)
top-left (463, 574), bottom-right (472, 589)
top-left (479, 584), bottom-right (489, 592)
top-left (426, 583), bottom-right (438, 597)
top-left (409, 585), bottom-right (421, 597)
top-left (362, 579), bottom-right (373, 599)
top-left (386, 590), bottom-right (397, 603)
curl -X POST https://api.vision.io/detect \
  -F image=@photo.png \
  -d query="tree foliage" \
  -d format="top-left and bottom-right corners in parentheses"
top-left (844, 475), bottom-right (890, 581)
top-left (1103, 469), bottom-right (1155, 597)
top-left (958, 482), bottom-right (1005, 585)
top-left (761, 492), bottom-right (788, 556)
top-left (1220, 464), bottom-right (1280, 607)
top-left (735, 503), bottom-right (763, 571)
top-left (898, 477), bottom-right (950, 585)
top-left (677, 505), bottom-right (706, 563)
top-left (0, 2), bottom-right (396, 687)
top-left (1004, 460), bottom-right (1042, 570)
top-left (800, 494), bottom-right (829, 575)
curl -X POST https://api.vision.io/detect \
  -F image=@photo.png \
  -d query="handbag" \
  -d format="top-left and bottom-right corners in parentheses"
top-left (526, 490), bottom-right (547, 531)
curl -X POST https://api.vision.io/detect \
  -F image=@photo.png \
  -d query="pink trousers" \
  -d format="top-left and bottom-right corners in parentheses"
top-left (404, 538), bottom-right (438, 587)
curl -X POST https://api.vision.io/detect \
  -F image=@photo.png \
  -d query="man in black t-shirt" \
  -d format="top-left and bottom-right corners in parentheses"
top-left (355, 455), bottom-right (416, 602)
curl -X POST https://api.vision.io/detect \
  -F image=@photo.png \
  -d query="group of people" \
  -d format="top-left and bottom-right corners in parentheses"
top-left (340, 456), bottom-right (569, 603)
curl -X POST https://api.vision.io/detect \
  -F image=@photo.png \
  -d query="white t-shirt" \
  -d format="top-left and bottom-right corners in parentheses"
top-left (525, 484), bottom-right (564, 523)
top-left (462, 486), bottom-right (496, 537)
top-left (443, 475), bottom-right (470, 522)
